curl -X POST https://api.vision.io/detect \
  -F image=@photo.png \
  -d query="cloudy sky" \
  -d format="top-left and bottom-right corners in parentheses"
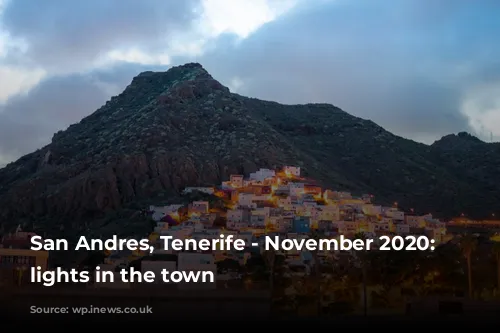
top-left (1, 0), bottom-right (499, 166)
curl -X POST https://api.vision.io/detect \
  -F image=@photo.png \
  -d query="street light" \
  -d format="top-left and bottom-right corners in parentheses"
top-left (15, 265), bottom-right (27, 287)
top-left (352, 235), bottom-right (368, 317)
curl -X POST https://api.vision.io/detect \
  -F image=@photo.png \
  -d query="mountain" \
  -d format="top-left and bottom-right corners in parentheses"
top-left (0, 63), bottom-right (498, 236)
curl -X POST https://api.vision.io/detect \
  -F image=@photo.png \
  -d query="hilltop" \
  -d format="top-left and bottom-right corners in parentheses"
top-left (0, 63), bottom-right (499, 236)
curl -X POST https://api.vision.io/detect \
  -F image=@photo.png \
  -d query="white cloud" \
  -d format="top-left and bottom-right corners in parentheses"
top-left (0, 0), bottom-right (44, 101)
top-left (121, 0), bottom-right (301, 60)
top-left (461, 82), bottom-right (500, 140)
top-left (0, 154), bottom-right (12, 168)
top-left (0, 32), bottom-right (7, 57)
top-left (0, 66), bottom-right (45, 103)
top-left (0, 0), bottom-right (301, 103)
top-left (197, 0), bottom-right (299, 39)
top-left (228, 76), bottom-right (244, 92)
top-left (105, 49), bottom-right (171, 66)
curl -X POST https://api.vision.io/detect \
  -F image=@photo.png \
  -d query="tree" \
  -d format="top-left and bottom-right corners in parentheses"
top-left (309, 230), bottom-right (322, 315)
top-left (80, 251), bottom-right (106, 271)
top-left (217, 258), bottom-right (241, 274)
top-left (261, 248), bottom-right (277, 293)
top-left (366, 248), bottom-right (418, 305)
top-left (459, 234), bottom-right (478, 298)
top-left (354, 232), bottom-right (368, 316)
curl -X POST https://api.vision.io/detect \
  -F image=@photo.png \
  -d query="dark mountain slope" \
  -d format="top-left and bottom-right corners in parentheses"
top-left (0, 63), bottom-right (498, 236)
top-left (429, 132), bottom-right (500, 217)
top-left (242, 99), bottom-right (499, 218)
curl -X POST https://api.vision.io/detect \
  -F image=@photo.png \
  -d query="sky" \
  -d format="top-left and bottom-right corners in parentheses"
top-left (1, 0), bottom-right (500, 166)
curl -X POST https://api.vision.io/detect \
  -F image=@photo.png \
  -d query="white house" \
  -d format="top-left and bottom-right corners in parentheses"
top-left (204, 228), bottom-right (221, 236)
top-left (331, 221), bottom-right (346, 233)
top-left (269, 207), bottom-right (283, 216)
top-left (275, 218), bottom-right (292, 232)
top-left (154, 221), bottom-right (169, 233)
top-left (344, 221), bottom-right (358, 233)
top-left (337, 191), bottom-right (353, 199)
top-left (303, 200), bottom-right (317, 207)
top-left (303, 204), bottom-right (319, 218)
top-left (275, 185), bottom-right (290, 195)
top-left (160, 228), bottom-right (191, 241)
top-left (250, 214), bottom-right (266, 227)
top-left (294, 205), bottom-right (306, 216)
top-left (425, 218), bottom-right (447, 236)
top-left (252, 207), bottom-right (271, 217)
top-left (252, 195), bottom-right (268, 202)
top-left (227, 209), bottom-right (249, 223)
top-left (385, 208), bottom-right (405, 221)
top-left (183, 220), bottom-right (205, 232)
top-left (374, 219), bottom-right (392, 232)
top-left (191, 201), bottom-right (209, 214)
top-left (324, 191), bottom-right (352, 201)
top-left (269, 215), bottom-right (283, 226)
top-left (395, 223), bottom-right (410, 235)
top-left (362, 204), bottom-right (382, 216)
top-left (277, 196), bottom-right (291, 207)
top-left (290, 195), bottom-right (302, 205)
top-left (191, 232), bottom-right (217, 243)
top-left (363, 222), bottom-right (376, 233)
top-left (227, 221), bottom-right (248, 230)
top-left (319, 205), bottom-right (340, 220)
top-left (249, 168), bottom-right (276, 182)
top-left (406, 215), bottom-right (426, 228)
top-left (230, 175), bottom-right (244, 188)
top-left (283, 166), bottom-right (301, 177)
top-left (323, 190), bottom-right (336, 201)
top-left (361, 194), bottom-right (373, 203)
top-left (289, 182), bottom-right (305, 196)
top-left (238, 193), bottom-right (254, 207)
top-left (150, 204), bottom-right (183, 221)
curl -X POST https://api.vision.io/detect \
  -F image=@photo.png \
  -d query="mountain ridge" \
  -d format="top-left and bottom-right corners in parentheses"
top-left (0, 63), bottom-right (499, 236)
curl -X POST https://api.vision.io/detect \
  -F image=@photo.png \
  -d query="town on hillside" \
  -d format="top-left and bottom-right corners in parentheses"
top-left (112, 166), bottom-right (449, 286)
top-left (2, 166), bottom-right (500, 316)
top-left (147, 165), bottom-right (447, 249)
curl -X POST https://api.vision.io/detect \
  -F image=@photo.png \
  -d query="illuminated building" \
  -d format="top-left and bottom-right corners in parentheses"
top-left (0, 232), bottom-right (49, 286)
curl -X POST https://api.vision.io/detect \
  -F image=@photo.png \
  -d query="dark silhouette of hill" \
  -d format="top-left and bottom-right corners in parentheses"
top-left (0, 63), bottom-right (498, 236)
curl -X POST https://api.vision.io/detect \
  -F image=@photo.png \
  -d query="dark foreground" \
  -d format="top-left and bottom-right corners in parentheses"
top-left (1, 288), bottom-right (500, 321)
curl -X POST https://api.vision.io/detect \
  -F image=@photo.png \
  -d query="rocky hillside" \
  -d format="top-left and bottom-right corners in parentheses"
top-left (0, 63), bottom-right (498, 235)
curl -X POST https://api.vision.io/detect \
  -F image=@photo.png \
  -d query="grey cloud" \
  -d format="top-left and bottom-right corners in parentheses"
top-left (0, 74), bottom-right (108, 160)
top-left (189, 0), bottom-right (500, 143)
top-left (2, 0), bottom-right (500, 167)
top-left (1, 0), bottom-right (198, 71)
top-left (0, 62), bottom-right (166, 164)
